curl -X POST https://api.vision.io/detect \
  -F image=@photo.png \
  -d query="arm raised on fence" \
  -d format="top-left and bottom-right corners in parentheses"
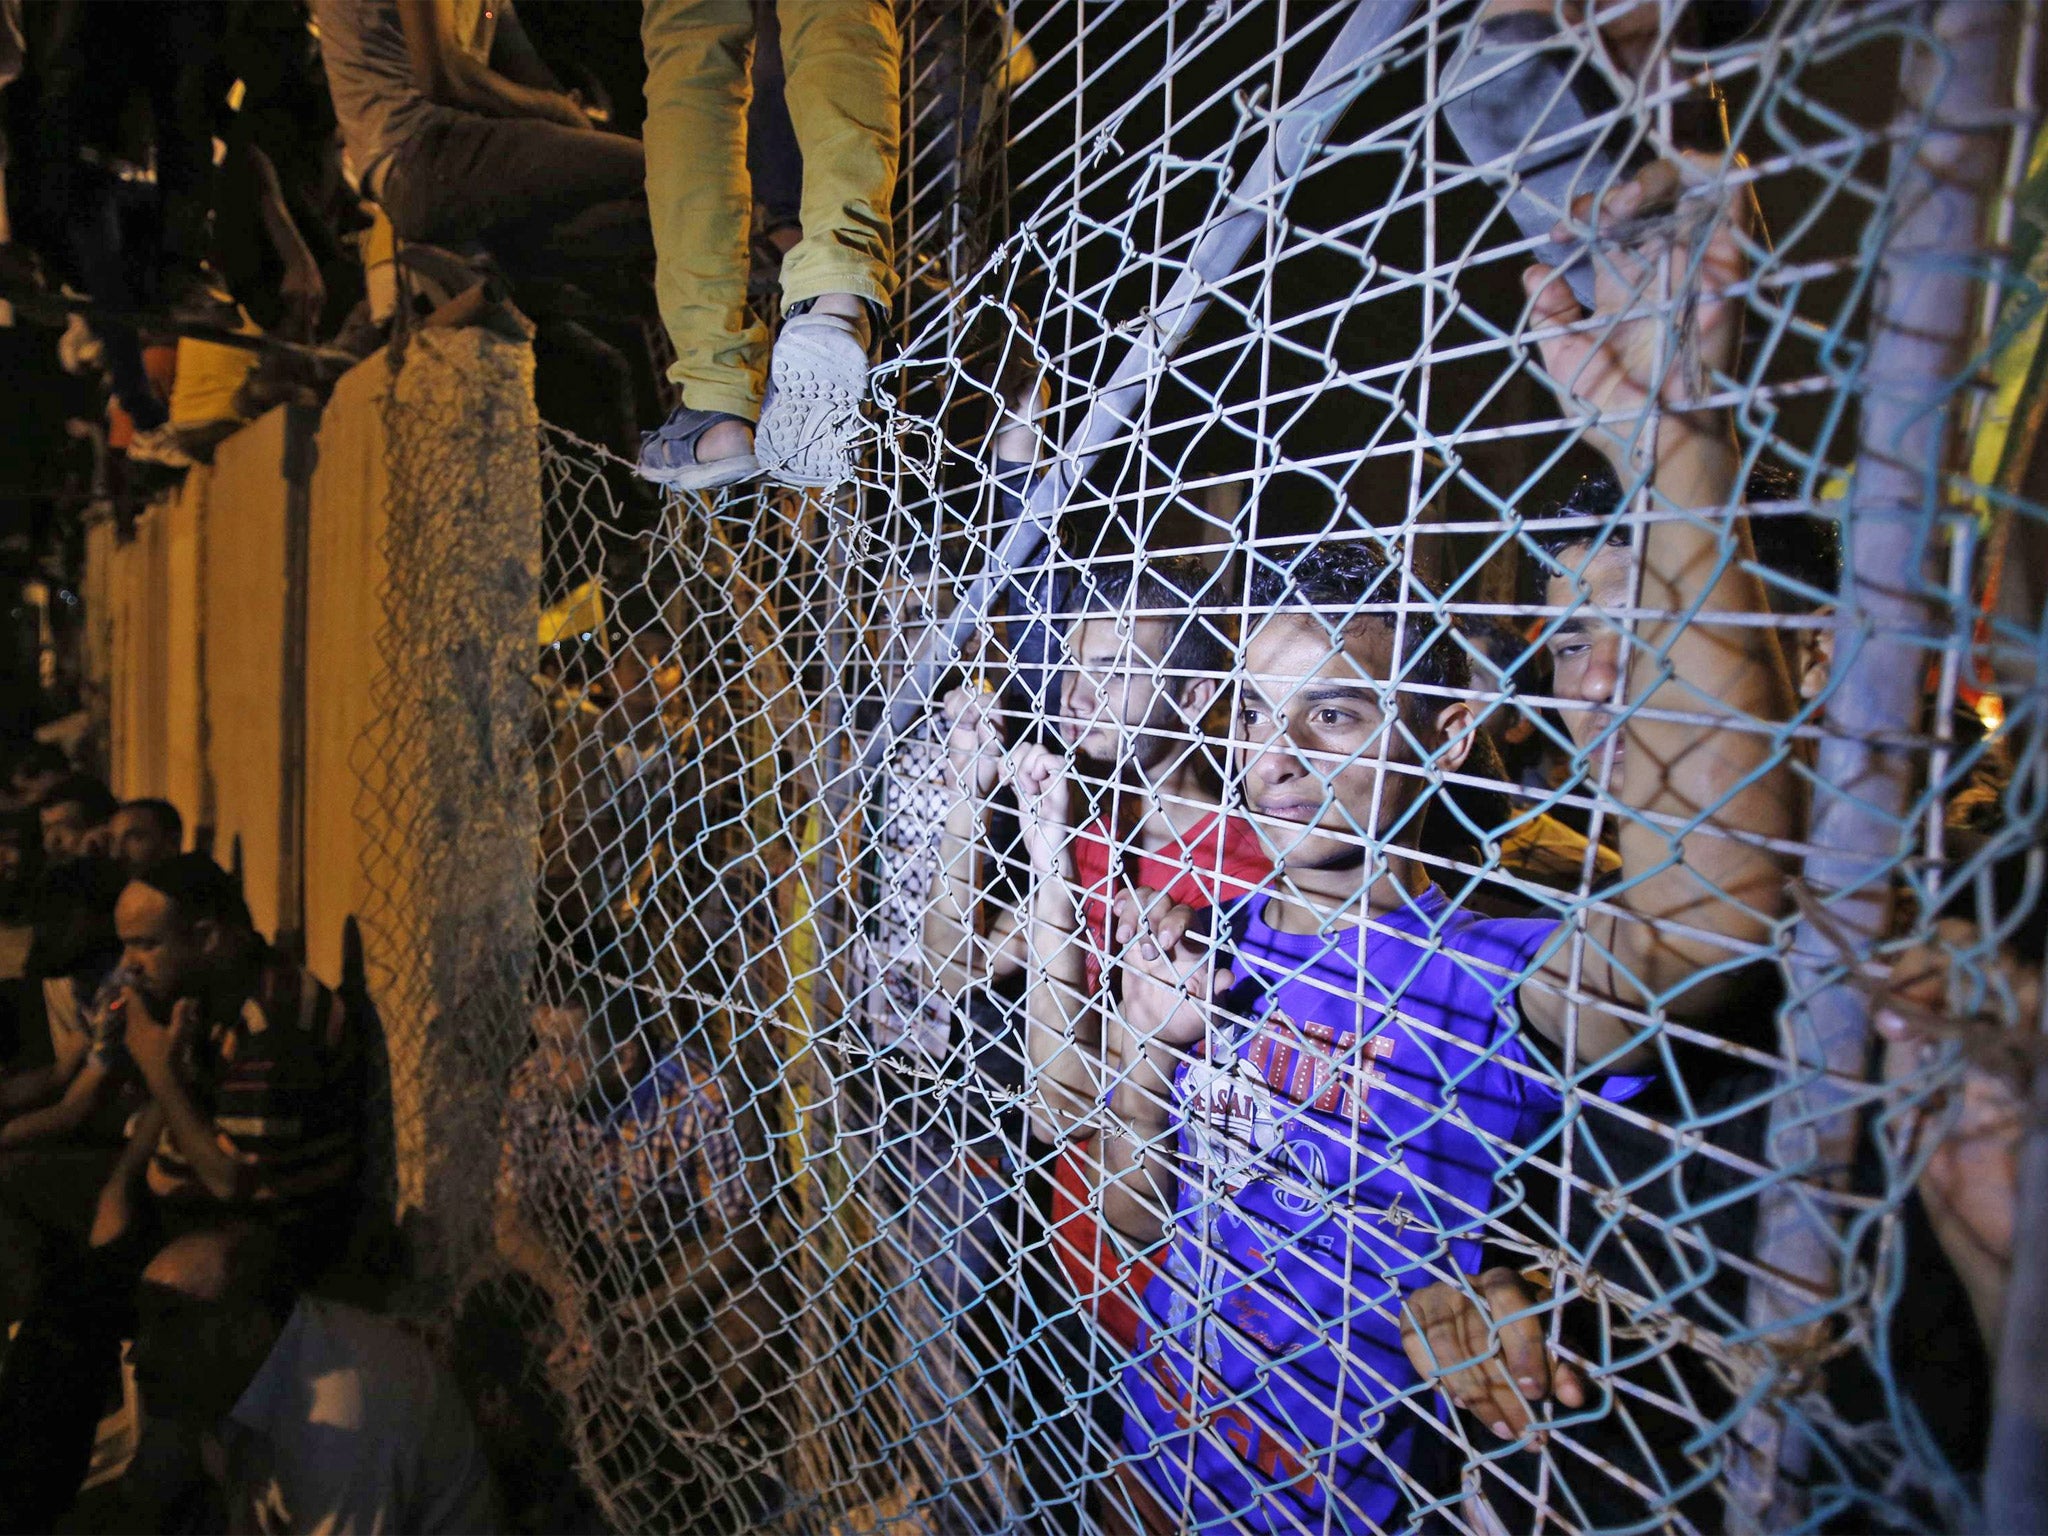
top-left (1011, 743), bottom-right (1108, 1145)
top-left (1518, 153), bottom-right (1797, 1064)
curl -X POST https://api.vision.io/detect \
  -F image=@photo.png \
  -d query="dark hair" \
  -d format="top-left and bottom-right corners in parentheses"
top-left (1747, 507), bottom-right (1843, 614)
top-left (132, 853), bottom-right (253, 933)
top-left (1244, 539), bottom-right (1472, 721)
top-left (1531, 461), bottom-right (1840, 613)
top-left (1069, 553), bottom-right (1230, 686)
top-left (42, 775), bottom-right (118, 824)
top-left (118, 798), bottom-right (184, 847)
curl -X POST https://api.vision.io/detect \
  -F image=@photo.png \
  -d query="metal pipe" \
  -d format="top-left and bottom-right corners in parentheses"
top-left (869, 0), bottom-right (1417, 767)
top-left (1732, 3), bottom-right (2013, 1526)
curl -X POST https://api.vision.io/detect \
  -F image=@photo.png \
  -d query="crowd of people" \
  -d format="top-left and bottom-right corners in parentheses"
top-left (0, 746), bottom-right (506, 1530)
top-left (829, 155), bottom-right (2039, 1533)
top-left (0, 0), bottom-right (1007, 515)
top-left (0, 1), bottom-right (2035, 1532)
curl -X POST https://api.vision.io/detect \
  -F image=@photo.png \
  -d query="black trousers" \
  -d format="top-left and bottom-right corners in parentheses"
top-left (379, 112), bottom-right (653, 297)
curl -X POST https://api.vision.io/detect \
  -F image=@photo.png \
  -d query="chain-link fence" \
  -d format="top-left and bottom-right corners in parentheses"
top-left (435, 3), bottom-right (2048, 1532)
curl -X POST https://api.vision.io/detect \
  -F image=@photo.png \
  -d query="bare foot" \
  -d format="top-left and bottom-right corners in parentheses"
top-left (696, 417), bottom-right (755, 462)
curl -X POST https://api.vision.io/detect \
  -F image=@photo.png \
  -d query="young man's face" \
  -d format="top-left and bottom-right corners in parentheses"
top-left (1236, 614), bottom-right (1473, 890)
top-left (38, 800), bottom-right (93, 865)
top-left (1543, 543), bottom-right (1634, 779)
top-left (110, 808), bottom-right (177, 874)
top-left (1544, 544), bottom-right (1836, 778)
top-left (1058, 616), bottom-right (1212, 773)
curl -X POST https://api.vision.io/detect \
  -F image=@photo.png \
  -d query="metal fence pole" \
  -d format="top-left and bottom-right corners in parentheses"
top-left (1733, 2), bottom-right (2014, 1526)
top-left (871, 0), bottom-right (1417, 766)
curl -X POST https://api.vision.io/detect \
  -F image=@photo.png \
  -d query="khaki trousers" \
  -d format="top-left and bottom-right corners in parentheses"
top-left (642, 0), bottom-right (900, 420)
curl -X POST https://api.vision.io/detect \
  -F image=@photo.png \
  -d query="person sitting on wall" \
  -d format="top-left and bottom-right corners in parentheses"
top-left (314, 0), bottom-right (649, 298)
top-left (0, 853), bottom-right (366, 1531)
top-left (635, 0), bottom-right (901, 490)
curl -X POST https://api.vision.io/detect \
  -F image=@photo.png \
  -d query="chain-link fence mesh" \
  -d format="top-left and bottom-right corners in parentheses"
top-left (387, 3), bottom-right (2048, 1532)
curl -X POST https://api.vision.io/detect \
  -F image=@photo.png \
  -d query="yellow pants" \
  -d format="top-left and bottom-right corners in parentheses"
top-left (642, 0), bottom-right (900, 421)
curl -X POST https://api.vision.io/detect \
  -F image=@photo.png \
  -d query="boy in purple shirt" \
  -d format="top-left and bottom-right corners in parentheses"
top-left (1086, 153), bottom-right (1801, 1532)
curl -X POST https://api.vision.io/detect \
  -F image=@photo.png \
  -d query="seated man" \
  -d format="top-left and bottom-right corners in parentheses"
top-left (130, 1224), bottom-right (499, 1533)
top-left (0, 956), bottom-right (134, 1153)
top-left (36, 774), bottom-right (117, 870)
top-left (0, 853), bottom-right (366, 1531)
top-left (315, 0), bottom-right (647, 297)
top-left (3, 742), bottom-right (70, 814)
top-left (0, 949), bottom-right (143, 1335)
top-left (22, 773), bottom-right (123, 986)
top-left (1, 777), bottom-right (127, 1162)
top-left (0, 805), bottom-right (173, 1161)
top-left (1094, 155), bottom-right (1799, 1531)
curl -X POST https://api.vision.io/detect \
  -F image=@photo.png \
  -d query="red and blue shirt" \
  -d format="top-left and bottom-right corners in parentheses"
top-left (1121, 886), bottom-right (1651, 1532)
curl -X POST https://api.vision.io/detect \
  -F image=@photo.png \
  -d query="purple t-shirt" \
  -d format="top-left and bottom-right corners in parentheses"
top-left (1121, 885), bottom-right (1650, 1532)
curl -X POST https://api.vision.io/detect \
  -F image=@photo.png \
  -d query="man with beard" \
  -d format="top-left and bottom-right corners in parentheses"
top-left (0, 854), bottom-right (364, 1531)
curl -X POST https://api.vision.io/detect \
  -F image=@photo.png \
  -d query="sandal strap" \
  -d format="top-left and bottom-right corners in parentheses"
top-left (642, 407), bottom-right (751, 461)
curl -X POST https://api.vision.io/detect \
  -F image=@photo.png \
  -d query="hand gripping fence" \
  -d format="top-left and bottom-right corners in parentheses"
top-left (405, 4), bottom-right (2048, 1533)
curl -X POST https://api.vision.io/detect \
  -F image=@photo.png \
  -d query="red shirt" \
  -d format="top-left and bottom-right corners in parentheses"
top-left (1052, 807), bottom-right (1269, 1352)
top-left (1068, 808), bottom-right (1270, 989)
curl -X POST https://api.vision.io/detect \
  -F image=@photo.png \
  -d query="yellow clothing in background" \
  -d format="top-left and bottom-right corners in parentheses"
top-left (641, 0), bottom-right (900, 421)
top-left (169, 329), bottom-right (258, 428)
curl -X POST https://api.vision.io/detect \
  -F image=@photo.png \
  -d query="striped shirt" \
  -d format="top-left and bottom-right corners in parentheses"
top-left (147, 960), bottom-right (363, 1214)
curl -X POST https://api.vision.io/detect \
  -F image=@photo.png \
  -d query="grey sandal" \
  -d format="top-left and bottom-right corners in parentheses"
top-left (635, 405), bottom-right (760, 491)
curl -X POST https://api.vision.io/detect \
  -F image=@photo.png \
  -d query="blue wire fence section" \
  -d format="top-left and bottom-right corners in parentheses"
top-left (481, 4), bottom-right (2048, 1531)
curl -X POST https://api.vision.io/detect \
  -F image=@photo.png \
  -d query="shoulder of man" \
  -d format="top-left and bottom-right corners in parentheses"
top-left (217, 958), bottom-right (359, 1086)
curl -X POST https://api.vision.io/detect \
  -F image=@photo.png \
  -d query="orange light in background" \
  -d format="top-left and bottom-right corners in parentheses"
top-left (1977, 693), bottom-right (2006, 733)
